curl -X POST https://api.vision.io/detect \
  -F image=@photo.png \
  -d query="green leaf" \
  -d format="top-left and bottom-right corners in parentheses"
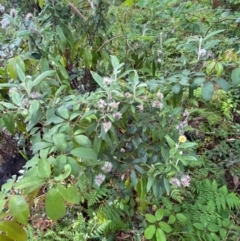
top-left (147, 176), bottom-right (155, 192)
top-left (162, 197), bottom-right (172, 210)
top-left (144, 225), bottom-right (156, 239)
top-left (0, 234), bottom-right (13, 241)
top-left (215, 62), bottom-right (223, 78)
top-left (179, 142), bottom-right (197, 148)
top-left (207, 223), bottom-right (220, 232)
top-left (215, 78), bottom-right (229, 91)
top-left (31, 70), bottom-right (55, 90)
top-left (11, 91), bottom-right (22, 106)
top-left (57, 184), bottom-right (81, 204)
top-left (15, 176), bottom-right (45, 190)
top-left (38, 159), bottom-right (51, 178)
top-left (191, 77), bottom-right (205, 88)
top-left (202, 81), bottom-right (214, 101)
top-left (193, 222), bottom-right (204, 230)
top-left (54, 164), bottom-right (71, 181)
top-left (176, 213), bottom-right (187, 223)
top-left (130, 169), bottom-right (138, 186)
top-left (155, 209), bottom-right (164, 221)
top-left (57, 106), bottom-right (69, 119)
top-left (159, 222), bottom-right (172, 233)
top-left (32, 141), bottom-right (53, 154)
top-left (38, 0), bottom-right (44, 8)
top-left (231, 68), bottom-right (240, 85)
top-left (172, 83), bottom-right (181, 94)
top-left (71, 147), bottom-right (97, 160)
top-left (16, 64), bottom-right (25, 82)
top-left (45, 188), bottom-right (66, 221)
top-left (219, 228), bottom-right (227, 238)
top-left (155, 228), bottom-right (166, 241)
top-left (146, 214), bottom-right (156, 223)
top-left (90, 71), bottom-right (106, 89)
top-left (168, 215), bottom-right (176, 224)
top-left (52, 133), bottom-right (67, 152)
top-left (9, 196), bottom-right (29, 225)
top-left (111, 55), bottom-right (120, 69)
top-left (74, 135), bottom-right (92, 147)
top-left (0, 221), bottom-right (27, 241)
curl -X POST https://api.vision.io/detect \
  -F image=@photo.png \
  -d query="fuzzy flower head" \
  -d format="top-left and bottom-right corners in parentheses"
top-left (1, 18), bottom-right (9, 28)
top-left (113, 112), bottom-right (122, 120)
top-left (152, 100), bottom-right (163, 109)
top-left (101, 161), bottom-right (113, 173)
top-left (103, 76), bottom-right (112, 85)
top-left (30, 91), bottom-right (41, 99)
top-left (181, 174), bottom-right (191, 187)
top-left (169, 177), bottom-right (181, 187)
top-left (178, 135), bottom-right (187, 143)
top-left (103, 121), bottom-right (112, 133)
top-left (10, 8), bottom-right (17, 18)
top-left (156, 92), bottom-right (164, 100)
top-left (98, 99), bottom-right (107, 109)
top-left (137, 104), bottom-right (144, 111)
top-left (199, 48), bottom-right (207, 58)
top-left (25, 13), bottom-right (34, 21)
top-left (109, 101), bottom-right (120, 109)
top-left (125, 92), bottom-right (131, 98)
top-left (94, 174), bottom-right (106, 187)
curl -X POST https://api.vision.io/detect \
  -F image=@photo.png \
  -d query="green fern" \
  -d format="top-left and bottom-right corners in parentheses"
top-left (170, 188), bottom-right (182, 203)
top-left (84, 187), bottom-right (109, 207)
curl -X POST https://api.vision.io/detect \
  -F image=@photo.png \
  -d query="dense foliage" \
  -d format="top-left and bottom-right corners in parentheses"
top-left (0, 0), bottom-right (240, 240)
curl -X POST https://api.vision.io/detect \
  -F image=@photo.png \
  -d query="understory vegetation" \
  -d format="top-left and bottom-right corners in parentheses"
top-left (0, 0), bottom-right (240, 240)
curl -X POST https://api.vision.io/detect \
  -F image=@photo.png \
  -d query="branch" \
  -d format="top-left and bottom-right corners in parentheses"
top-left (69, 2), bottom-right (87, 21)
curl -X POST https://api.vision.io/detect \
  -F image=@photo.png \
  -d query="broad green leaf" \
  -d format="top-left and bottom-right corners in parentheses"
top-left (38, 0), bottom-right (44, 8)
top-left (54, 164), bottom-right (71, 181)
top-left (56, 25), bottom-right (66, 45)
top-left (90, 71), bottom-right (106, 89)
top-left (220, 228), bottom-right (227, 238)
top-left (32, 141), bottom-right (53, 154)
top-left (168, 215), bottom-right (176, 224)
top-left (9, 196), bottom-right (29, 225)
top-left (193, 222), bottom-right (204, 230)
top-left (15, 176), bottom-right (45, 190)
top-left (16, 64), bottom-right (25, 82)
top-left (231, 68), bottom-right (240, 85)
top-left (0, 234), bottom-right (13, 241)
top-left (83, 48), bottom-right (92, 68)
top-left (155, 228), bottom-right (166, 241)
top-left (207, 223), bottom-right (220, 232)
top-left (176, 213), bottom-right (187, 223)
top-left (162, 197), bottom-right (172, 210)
top-left (209, 232), bottom-right (221, 241)
top-left (144, 225), bottom-right (156, 239)
top-left (215, 78), bottom-right (230, 91)
top-left (71, 147), bottom-right (97, 160)
top-left (179, 142), bottom-right (197, 148)
top-left (202, 81), bottom-right (214, 101)
top-left (57, 184), bottom-right (81, 204)
top-left (57, 106), bottom-right (69, 119)
top-left (11, 91), bottom-right (22, 106)
top-left (31, 70), bottom-right (55, 90)
top-left (45, 189), bottom-right (66, 221)
top-left (130, 169), bottom-right (138, 186)
top-left (111, 55), bottom-right (120, 69)
top-left (203, 29), bottom-right (224, 41)
top-left (191, 77), bottom-right (205, 88)
top-left (172, 83), bottom-right (181, 94)
top-left (74, 135), bottom-right (92, 147)
top-left (159, 222), bottom-right (172, 233)
top-left (147, 176), bottom-right (155, 192)
top-left (38, 159), bottom-right (51, 178)
top-left (146, 214), bottom-right (156, 223)
top-left (52, 133), bottom-right (67, 151)
top-left (155, 209), bottom-right (164, 221)
top-left (215, 62), bottom-right (223, 78)
top-left (0, 221), bottom-right (27, 241)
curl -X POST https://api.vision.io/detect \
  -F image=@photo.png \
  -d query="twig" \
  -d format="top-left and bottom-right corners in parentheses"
top-left (97, 35), bottom-right (123, 51)
top-left (69, 2), bottom-right (87, 21)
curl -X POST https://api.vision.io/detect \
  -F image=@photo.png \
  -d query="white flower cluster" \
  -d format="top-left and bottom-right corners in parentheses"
top-left (170, 174), bottom-right (191, 187)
